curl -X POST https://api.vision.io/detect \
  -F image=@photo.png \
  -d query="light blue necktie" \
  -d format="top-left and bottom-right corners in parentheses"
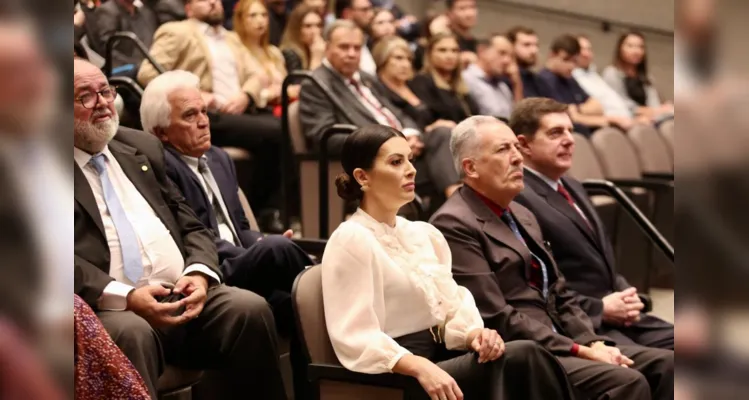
top-left (90, 153), bottom-right (144, 283)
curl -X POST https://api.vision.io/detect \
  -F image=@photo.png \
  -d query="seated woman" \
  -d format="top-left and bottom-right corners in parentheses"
top-left (410, 32), bottom-right (480, 126)
top-left (233, 0), bottom-right (293, 105)
top-left (281, 4), bottom-right (326, 73)
top-left (602, 31), bottom-right (674, 123)
top-left (367, 8), bottom-right (397, 50)
top-left (413, 13), bottom-right (451, 72)
top-left (321, 125), bottom-right (577, 400)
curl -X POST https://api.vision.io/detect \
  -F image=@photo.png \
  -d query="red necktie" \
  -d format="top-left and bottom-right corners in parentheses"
top-left (349, 79), bottom-right (401, 129)
top-left (558, 184), bottom-right (593, 231)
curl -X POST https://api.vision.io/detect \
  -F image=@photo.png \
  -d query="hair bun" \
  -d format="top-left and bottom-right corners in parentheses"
top-left (335, 173), bottom-right (363, 202)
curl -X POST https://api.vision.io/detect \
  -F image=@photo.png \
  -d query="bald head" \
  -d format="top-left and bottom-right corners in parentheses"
top-left (74, 58), bottom-right (119, 153)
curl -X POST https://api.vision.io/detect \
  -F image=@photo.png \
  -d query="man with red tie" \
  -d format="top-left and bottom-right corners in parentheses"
top-left (511, 97), bottom-right (674, 350)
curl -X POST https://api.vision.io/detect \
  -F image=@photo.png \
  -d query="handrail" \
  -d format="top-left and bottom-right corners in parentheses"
top-left (318, 124), bottom-right (358, 238)
top-left (582, 179), bottom-right (674, 261)
top-left (488, 0), bottom-right (673, 38)
top-left (104, 31), bottom-right (165, 77)
top-left (108, 76), bottom-right (144, 98)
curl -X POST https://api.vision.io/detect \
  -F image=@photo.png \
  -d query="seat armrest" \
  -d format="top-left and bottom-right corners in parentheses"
top-left (638, 294), bottom-right (653, 313)
top-left (608, 178), bottom-right (674, 191)
top-left (308, 363), bottom-right (416, 389)
top-left (642, 172), bottom-right (674, 181)
top-left (292, 238), bottom-right (327, 261)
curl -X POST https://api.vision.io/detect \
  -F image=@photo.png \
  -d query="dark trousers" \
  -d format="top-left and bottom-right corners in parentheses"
top-left (219, 235), bottom-right (313, 399)
top-left (208, 111), bottom-right (284, 211)
top-left (97, 285), bottom-right (287, 400)
top-left (395, 330), bottom-right (576, 400)
top-left (599, 314), bottom-right (674, 350)
top-left (557, 345), bottom-right (674, 400)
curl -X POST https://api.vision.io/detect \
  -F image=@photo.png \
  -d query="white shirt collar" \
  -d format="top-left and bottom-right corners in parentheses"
top-left (74, 145), bottom-right (112, 169)
top-left (524, 166), bottom-right (560, 191)
top-left (322, 58), bottom-right (361, 84)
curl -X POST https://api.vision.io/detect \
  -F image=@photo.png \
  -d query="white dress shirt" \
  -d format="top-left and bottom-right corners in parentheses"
top-left (180, 154), bottom-right (236, 244)
top-left (359, 42), bottom-right (377, 76)
top-left (524, 167), bottom-right (590, 224)
top-left (74, 146), bottom-right (220, 311)
top-left (321, 209), bottom-right (484, 374)
top-left (572, 65), bottom-right (633, 118)
top-left (462, 63), bottom-right (514, 119)
top-left (322, 59), bottom-right (420, 137)
top-left (198, 21), bottom-right (241, 107)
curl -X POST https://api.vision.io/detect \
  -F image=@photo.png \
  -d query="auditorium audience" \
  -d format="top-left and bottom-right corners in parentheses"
top-left (412, 12), bottom-right (451, 72)
top-left (538, 34), bottom-right (635, 134)
top-left (430, 115), bottom-right (674, 400)
top-left (409, 32), bottom-right (479, 125)
top-left (299, 20), bottom-right (460, 200)
top-left (367, 7), bottom-right (397, 49)
top-left (506, 26), bottom-right (554, 99)
top-left (265, 0), bottom-right (288, 45)
top-left (233, 0), bottom-right (289, 103)
top-left (373, 36), bottom-right (429, 128)
top-left (74, 58), bottom-right (287, 399)
top-left (151, 0), bottom-right (187, 23)
top-left (336, 0), bottom-right (377, 74)
top-left (140, 70), bottom-right (313, 397)
top-left (444, 0), bottom-right (479, 66)
top-left (74, 294), bottom-right (150, 399)
top-left (138, 0), bottom-right (285, 220)
top-left (463, 34), bottom-right (522, 121)
top-left (280, 3), bottom-right (325, 71)
top-left (94, 0), bottom-right (160, 76)
top-left (370, 0), bottom-right (420, 42)
top-left (321, 124), bottom-right (577, 400)
top-left (602, 31), bottom-right (674, 122)
top-left (511, 97), bottom-right (675, 350)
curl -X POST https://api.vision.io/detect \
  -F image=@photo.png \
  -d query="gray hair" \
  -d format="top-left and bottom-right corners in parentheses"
top-left (450, 116), bottom-right (504, 178)
top-left (140, 70), bottom-right (201, 135)
top-left (323, 19), bottom-right (362, 42)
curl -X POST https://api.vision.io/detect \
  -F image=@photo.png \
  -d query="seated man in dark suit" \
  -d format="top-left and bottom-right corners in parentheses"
top-left (140, 70), bottom-right (313, 397)
top-left (73, 59), bottom-right (287, 400)
top-left (300, 19), bottom-right (460, 199)
top-left (510, 97), bottom-right (674, 350)
top-left (430, 115), bottom-right (673, 400)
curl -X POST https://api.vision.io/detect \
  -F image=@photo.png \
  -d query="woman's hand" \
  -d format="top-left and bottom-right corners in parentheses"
top-left (393, 355), bottom-right (463, 400)
top-left (467, 328), bottom-right (505, 363)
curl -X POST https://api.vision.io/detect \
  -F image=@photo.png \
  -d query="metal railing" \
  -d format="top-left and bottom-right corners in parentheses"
top-left (104, 31), bottom-right (165, 77)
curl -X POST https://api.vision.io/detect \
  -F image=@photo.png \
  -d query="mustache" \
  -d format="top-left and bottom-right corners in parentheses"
top-left (91, 110), bottom-right (112, 119)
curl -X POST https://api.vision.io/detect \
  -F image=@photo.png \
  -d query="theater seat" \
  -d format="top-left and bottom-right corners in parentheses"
top-left (237, 187), bottom-right (261, 231)
top-left (292, 266), bottom-right (415, 399)
top-left (658, 119), bottom-right (674, 158)
top-left (157, 366), bottom-right (203, 398)
top-left (627, 124), bottom-right (673, 174)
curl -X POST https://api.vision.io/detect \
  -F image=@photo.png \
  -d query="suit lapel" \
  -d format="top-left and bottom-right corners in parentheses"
top-left (562, 177), bottom-right (617, 270)
top-left (510, 203), bottom-right (560, 282)
top-left (74, 161), bottom-right (105, 237)
top-left (326, 69), bottom-right (380, 124)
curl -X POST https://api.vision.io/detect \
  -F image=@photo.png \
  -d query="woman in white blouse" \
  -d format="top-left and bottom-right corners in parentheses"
top-left (321, 125), bottom-right (575, 400)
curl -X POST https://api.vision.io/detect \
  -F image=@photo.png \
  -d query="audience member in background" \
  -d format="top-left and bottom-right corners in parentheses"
top-left (149, 0), bottom-right (186, 23)
top-left (410, 33), bottom-right (479, 126)
top-left (280, 3), bottom-right (325, 71)
top-left (74, 59), bottom-right (287, 400)
top-left (430, 115), bottom-right (674, 400)
top-left (265, 0), bottom-right (287, 45)
top-left (322, 125), bottom-right (577, 400)
top-left (367, 7), bottom-right (396, 49)
top-left (336, 0), bottom-right (377, 75)
top-left (94, 0), bottom-right (159, 77)
top-left (234, 0), bottom-right (290, 102)
top-left (463, 34), bottom-right (522, 121)
top-left (221, 0), bottom-right (239, 28)
top-left (572, 35), bottom-right (650, 123)
top-left (140, 70), bottom-right (313, 397)
top-left (301, 0), bottom-right (327, 18)
top-left (370, 0), bottom-right (419, 42)
top-left (538, 34), bottom-right (634, 135)
top-left (602, 31), bottom-right (674, 122)
top-left (299, 20), bottom-right (459, 201)
top-left (445, 0), bottom-right (478, 66)
top-left (139, 0), bottom-right (285, 224)
top-left (74, 294), bottom-right (150, 399)
top-left (510, 98), bottom-right (675, 350)
top-left (412, 11), bottom-right (451, 71)
top-left (506, 25), bottom-right (555, 99)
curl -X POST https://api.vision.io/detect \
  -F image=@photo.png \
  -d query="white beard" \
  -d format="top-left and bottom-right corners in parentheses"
top-left (73, 112), bottom-right (120, 154)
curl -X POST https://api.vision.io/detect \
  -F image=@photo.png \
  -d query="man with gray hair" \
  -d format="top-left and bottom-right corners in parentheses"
top-left (74, 59), bottom-right (288, 400)
top-left (140, 70), bottom-right (314, 398)
top-left (300, 19), bottom-right (460, 201)
top-left (431, 115), bottom-right (674, 400)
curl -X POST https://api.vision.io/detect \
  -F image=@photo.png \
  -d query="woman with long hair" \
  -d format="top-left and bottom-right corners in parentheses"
top-left (602, 31), bottom-right (673, 121)
top-left (321, 125), bottom-right (577, 400)
top-left (367, 8), bottom-right (397, 49)
top-left (280, 3), bottom-right (325, 72)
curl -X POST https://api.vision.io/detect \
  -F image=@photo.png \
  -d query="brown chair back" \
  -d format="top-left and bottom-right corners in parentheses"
top-left (237, 188), bottom-right (260, 232)
top-left (627, 124), bottom-right (673, 173)
top-left (568, 133), bottom-right (606, 180)
top-left (292, 265), bottom-right (339, 365)
top-left (590, 127), bottom-right (642, 179)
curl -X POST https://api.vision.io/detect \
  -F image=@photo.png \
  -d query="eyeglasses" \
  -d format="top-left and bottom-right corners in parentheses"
top-left (76, 85), bottom-right (117, 109)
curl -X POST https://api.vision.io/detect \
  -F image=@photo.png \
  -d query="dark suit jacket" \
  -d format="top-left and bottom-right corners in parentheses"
top-left (164, 145), bottom-right (263, 261)
top-left (93, 0), bottom-right (159, 68)
top-left (299, 65), bottom-right (420, 154)
top-left (430, 186), bottom-right (611, 355)
top-left (74, 128), bottom-right (220, 308)
top-left (515, 171), bottom-right (630, 330)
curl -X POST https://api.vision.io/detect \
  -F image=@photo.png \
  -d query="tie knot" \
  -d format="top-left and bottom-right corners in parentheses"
top-left (198, 157), bottom-right (209, 173)
top-left (89, 153), bottom-right (108, 174)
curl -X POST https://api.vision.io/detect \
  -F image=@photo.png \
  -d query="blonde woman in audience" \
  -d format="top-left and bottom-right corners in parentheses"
top-left (280, 4), bottom-right (325, 72)
top-left (367, 8), bottom-right (397, 49)
top-left (321, 124), bottom-right (576, 400)
top-left (410, 32), bottom-right (479, 125)
top-left (233, 0), bottom-right (289, 105)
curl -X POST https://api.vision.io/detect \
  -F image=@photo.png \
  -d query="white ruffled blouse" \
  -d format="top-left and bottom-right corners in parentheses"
top-left (321, 209), bottom-right (484, 374)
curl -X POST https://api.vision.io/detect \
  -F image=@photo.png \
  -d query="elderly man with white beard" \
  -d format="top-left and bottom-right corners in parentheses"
top-left (73, 58), bottom-right (288, 400)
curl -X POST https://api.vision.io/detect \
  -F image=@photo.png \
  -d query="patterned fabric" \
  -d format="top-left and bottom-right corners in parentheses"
top-left (74, 295), bottom-right (150, 399)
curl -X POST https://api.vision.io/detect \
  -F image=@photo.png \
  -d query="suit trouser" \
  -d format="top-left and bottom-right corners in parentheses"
top-left (557, 345), bottom-right (674, 400)
top-left (599, 314), bottom-right (675, 350)
top-left (396, 331), bottom-right (576, 400)
top-left (97, 285), bottom-right (287, 400)
top-left (220, 235), bottom-right (313, 400)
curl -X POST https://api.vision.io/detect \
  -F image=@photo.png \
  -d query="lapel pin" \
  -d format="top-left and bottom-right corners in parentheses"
top-left (141, 165), bottom-right (148, 172)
